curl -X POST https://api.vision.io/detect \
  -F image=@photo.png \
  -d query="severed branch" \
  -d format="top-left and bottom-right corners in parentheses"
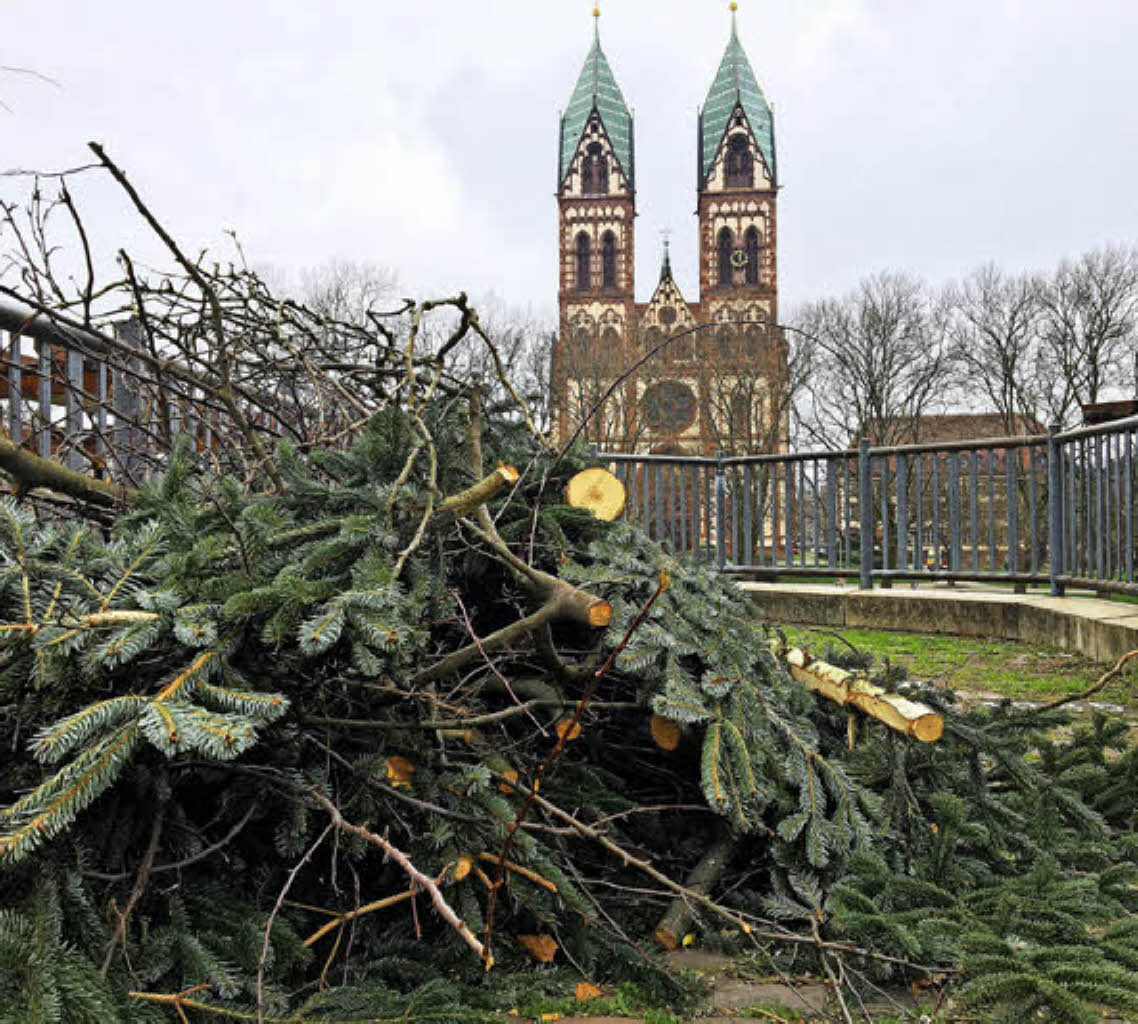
top-left (775, 644), bottom-right (945, 743)
top-left (652, 828), bottom-right (736, 950)
top-left (309, 789), bottom-right (491, 968)
top-left (410, 601), bottom-right (567, 686)
top-left (0, 437), bottom-right (131, 508)
top-left (436, 464), bottom-right (520, 521)
top-left (1036, 647), bottom-right (1138, 712)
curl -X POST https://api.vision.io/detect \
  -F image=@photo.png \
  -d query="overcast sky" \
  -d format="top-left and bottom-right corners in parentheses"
top-left (4, 0), bottom-right (1138, 323)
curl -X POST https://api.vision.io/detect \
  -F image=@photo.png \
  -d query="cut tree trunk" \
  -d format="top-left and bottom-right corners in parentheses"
top-left (652, 831), bottom-right (737, 950)
top-left (566, 467), bottom-right (626, 521)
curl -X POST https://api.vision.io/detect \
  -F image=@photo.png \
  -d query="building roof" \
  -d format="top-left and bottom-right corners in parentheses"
top-left (560, 18), bottom-right (634, 187)
top-left (915, 413), bottom-right (1045, 442)
top-left (699, 11), bottom-right (775, 187)
top-left (855, 413), bottom-right (1046, 449)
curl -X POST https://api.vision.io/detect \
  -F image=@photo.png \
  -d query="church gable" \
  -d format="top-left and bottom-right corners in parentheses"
top-left (559, 16), bottom-right (634, 189)
top-left (702, 105), bottom-right (773, 193)
top-left (561, 114), bottom-right (633, 199)
top-left (637, 265), bottom-right (698, 361)
top-left (699, 11), bottom-right (776, 189)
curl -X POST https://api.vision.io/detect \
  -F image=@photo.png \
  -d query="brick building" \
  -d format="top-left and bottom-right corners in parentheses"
top-left (551, 5), bottom-right (787, 456)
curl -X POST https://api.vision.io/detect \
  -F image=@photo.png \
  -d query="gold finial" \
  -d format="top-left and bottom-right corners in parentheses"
top-left (730, 2), bottom-right (738, 10)
top-left (593, 6), bottom-right (600, 16)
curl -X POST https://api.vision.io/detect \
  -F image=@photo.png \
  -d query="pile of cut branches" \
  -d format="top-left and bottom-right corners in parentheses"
top-left (1, 151), bottom-right (1137, 1024)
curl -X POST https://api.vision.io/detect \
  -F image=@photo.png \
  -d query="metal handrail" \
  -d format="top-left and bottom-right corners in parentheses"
top-left (595, 418), bottom-right (1138, 597)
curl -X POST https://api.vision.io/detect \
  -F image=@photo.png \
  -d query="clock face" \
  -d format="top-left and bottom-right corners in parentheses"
top-left (641, 380), bottom-right (697, 433)
top-left (659, 305), bottom-right (678, 326)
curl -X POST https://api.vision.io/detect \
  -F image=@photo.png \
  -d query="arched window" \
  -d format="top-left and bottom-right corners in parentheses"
top-left (725, 135), bottom-right (753, 188)
top-left (575, 232), bottom-right (591, 291)
top-left (717, 228), bottom-right (734, 287)
top-left (601, 231), bottom-right (617, 289)
top-left (744, 227), bottom-right (761, 285)
top-left (583, 143), bottom-right (608, 194)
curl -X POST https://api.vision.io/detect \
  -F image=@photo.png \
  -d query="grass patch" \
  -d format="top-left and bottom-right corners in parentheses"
top-left (778, 624), bottom-right (1138, 710)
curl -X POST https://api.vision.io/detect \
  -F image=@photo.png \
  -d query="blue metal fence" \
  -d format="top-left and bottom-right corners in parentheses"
top-left (597, 415), bottom-right (1138, 596)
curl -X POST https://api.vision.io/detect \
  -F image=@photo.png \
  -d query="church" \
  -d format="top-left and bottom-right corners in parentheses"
top-left (551, 4), bottom-right (788, 456)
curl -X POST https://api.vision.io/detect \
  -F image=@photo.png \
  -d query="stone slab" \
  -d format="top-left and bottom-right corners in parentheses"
top-left (709, 978), bottom-right (830, 1012)
top-left (742, 584), bottom-right (846, 628)
top-left (846, 591), bottom-right (1023, 639)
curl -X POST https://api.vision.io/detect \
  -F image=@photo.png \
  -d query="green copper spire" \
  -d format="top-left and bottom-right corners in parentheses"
top-left (699, 5), bottom-right (776, 187)
top-left (559, 10), bottom-right (634, 187)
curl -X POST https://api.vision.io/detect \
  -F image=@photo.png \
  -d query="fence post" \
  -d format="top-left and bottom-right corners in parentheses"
top-left (113, 317), bottom-right (144, 485)
top-left (715, 451), bottom-right (727, 569)
top-left (1048, 423), bottom-right (1064, 597)
top-left (825, 457), bottom-right (838, 571)
top-left (859, 437), bottom-right (872, 590)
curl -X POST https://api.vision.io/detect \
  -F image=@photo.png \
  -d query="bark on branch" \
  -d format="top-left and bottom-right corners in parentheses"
top-left (0, 437), bottom-right (132, 508)
top-left (652, 830), bottom-right (737, 950)
top-left (777, 644), bottom-right (944, 743)
top-left (309, 789), bottom-right (491, 968)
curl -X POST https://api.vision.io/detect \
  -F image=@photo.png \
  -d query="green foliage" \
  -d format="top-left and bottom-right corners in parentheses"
top-left (823, 643), bottom-right (1138, 1022)
top-left (1, 419), bottom-right (1136, 1024)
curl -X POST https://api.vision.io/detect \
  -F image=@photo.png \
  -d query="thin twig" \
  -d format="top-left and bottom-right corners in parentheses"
top-left (256, 823), bottom-right (333, 1022)
top-left (1036, 647), bottom-right (1138, 712)
top-left (309, 789), bottom-right (490, 967)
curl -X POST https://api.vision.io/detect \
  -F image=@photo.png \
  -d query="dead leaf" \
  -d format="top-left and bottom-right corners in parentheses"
top-left (385, 755), bottom-right (415, 789)
top-left (575, 981), bottom-right (604, 1002)
top-left (499, 769), bottom-right (518, 794)
top-left (520, 933), bottom-right (558, 963)
top-left (555, 718), bottom-right (582, 741)
top-left (650, 714), bottom-right (681, 751)
top-left (455, 855), bottom-right (473, 882)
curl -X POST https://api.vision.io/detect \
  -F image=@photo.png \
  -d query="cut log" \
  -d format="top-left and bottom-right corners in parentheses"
top-left (780, 646), bottom-right (944, 743)
top-left (566, 467), bottom-right (626, 521)
top-left (652, 832), bottom-right (736, 950)
top-left (438, 464), bottom-right (519, 520)
top-left (649, 713), bottom-right (682, 751)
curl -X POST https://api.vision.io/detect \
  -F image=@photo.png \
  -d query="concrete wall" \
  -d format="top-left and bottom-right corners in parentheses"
top-left (742, 584), bottom-right (1138, 664)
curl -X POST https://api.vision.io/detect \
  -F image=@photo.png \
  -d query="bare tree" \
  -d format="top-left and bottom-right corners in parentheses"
top-left (554, 321), bottom-right (642, 450)
top-left (705, 324), bottom-right (805, 455)
top-left (944, 264), bottom-right (1042, 433)
top-left (299, 259), bottom-right (398, 325)
top-left (794, 272), bottom-right (949, 447)
top-left (1037, 245), bottom-right (1138, 426)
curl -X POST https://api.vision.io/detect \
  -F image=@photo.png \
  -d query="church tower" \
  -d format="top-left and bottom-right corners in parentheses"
top-left (553, 8), bottom-right (636, 447)
top-left (552, 3), bottom-right (785, 456)
top-left (697, 3), bottom-right (778, 325)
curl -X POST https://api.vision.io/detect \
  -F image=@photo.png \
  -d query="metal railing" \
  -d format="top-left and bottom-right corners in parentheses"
top-left (0, 302), bottom-right (288, 489)
top-left (598, 416), bottom-right (1138, 596)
